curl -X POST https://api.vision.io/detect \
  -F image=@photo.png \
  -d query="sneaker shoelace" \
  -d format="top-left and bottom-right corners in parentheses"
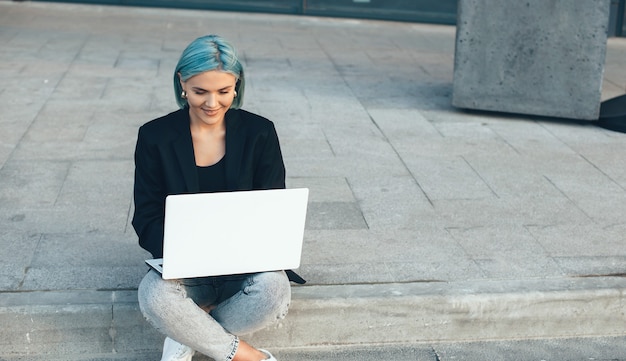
top-left (174, 343), bottom-right (192, 358)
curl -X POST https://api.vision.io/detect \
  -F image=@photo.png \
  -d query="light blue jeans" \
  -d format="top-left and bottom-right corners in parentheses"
top-left (138, 269), bottom-right (291, 361)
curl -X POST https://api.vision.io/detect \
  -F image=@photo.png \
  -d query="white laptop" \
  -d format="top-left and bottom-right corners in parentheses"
top-left (146, 188), bottom-right (309, 279)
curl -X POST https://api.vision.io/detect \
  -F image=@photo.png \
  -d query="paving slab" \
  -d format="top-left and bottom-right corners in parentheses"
top-left (0, 1), bottom-right (625, 359)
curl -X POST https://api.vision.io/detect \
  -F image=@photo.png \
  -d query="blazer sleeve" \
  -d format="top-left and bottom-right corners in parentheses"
top-left (251, 122), bottom-right (307, 284)
top-left (253, 122), bottom-right (286, 190)
top-left (132, 126), bottom-right (167, 258)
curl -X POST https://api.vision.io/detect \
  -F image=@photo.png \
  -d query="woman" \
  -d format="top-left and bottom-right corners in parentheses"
top-left (132, 34), bottom-right (302, 361)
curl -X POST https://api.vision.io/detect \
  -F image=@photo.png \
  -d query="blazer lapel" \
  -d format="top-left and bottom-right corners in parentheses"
top-left (171, 110), bottom-right (199, 192)
top-left (225, 109), bottom-right (244, 190)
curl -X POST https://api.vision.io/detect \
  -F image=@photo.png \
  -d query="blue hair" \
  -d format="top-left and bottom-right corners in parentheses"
top-left (174, 35), bottom-right (245, 109)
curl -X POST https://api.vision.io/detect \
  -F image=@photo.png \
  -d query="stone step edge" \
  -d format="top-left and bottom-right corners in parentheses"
top-left (1, 276), bottom-right (625, 357)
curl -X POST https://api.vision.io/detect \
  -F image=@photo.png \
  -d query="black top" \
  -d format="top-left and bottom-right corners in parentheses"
top-left (197, 157), bottom-right (227, 193)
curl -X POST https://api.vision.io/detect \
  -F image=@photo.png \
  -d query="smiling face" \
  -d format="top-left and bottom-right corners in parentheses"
top-left (180, 70), bottom-right (237, 128)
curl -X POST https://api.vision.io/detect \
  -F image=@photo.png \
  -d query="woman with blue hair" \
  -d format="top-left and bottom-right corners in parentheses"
top-left (132, 35), bottom-right (302, 361)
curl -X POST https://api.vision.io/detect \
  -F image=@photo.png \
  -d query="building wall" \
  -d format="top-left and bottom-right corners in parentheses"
top-left (31, 0), bottom-right (458, 25)
top-left (31, 0), bottom-right (624, 34)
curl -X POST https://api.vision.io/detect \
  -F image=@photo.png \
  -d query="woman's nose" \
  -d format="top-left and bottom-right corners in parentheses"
top-left (205, 94), bottom-right (217, 107)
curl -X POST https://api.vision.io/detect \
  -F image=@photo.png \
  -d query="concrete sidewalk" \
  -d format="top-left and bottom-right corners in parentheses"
top-left (1, 2), bottom-right (626, 359)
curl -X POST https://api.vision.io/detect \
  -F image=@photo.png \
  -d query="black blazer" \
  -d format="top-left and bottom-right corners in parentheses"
top-left (132, 108), bottom-right (305, 283)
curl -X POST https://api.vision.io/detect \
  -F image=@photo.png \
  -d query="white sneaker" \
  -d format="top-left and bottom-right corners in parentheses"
top-left (259, 349), bottom-right (278, 361)
top-left (161, 337), bottom-right (195, 361)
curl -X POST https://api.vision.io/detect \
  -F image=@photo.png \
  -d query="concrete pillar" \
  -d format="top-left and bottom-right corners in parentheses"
top-left (452, 0), bottom-right (611, 120)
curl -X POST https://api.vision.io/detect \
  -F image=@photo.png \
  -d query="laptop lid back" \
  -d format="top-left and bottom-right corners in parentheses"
top-left (161, 188), bottom-right (308, 279)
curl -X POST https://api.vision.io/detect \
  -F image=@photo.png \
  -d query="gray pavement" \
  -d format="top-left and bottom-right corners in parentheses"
top-left (1, 1), bottom-right (626, 359)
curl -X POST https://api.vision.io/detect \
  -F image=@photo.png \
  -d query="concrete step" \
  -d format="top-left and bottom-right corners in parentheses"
top-left (1, 277), bottom-right (625, 359)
